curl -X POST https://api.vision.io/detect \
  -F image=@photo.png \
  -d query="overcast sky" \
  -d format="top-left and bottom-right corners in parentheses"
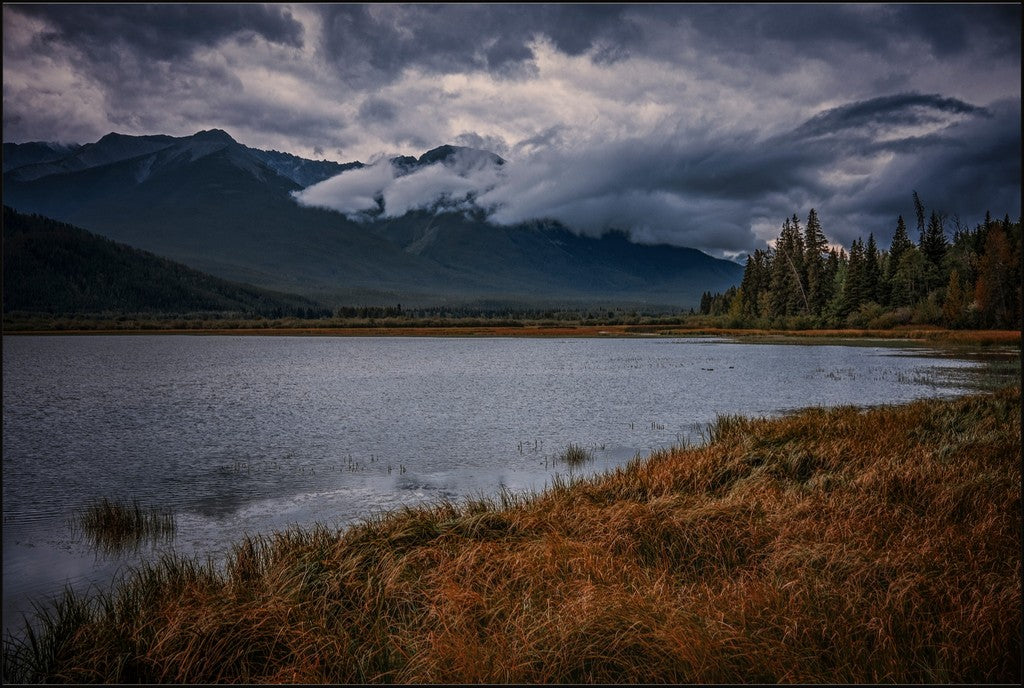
top-left (3, 3), bottom-right (1020, 258)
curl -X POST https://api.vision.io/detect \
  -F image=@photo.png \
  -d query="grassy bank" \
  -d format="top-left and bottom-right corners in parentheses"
top-left (4, 388), bottom-right (1021, 683)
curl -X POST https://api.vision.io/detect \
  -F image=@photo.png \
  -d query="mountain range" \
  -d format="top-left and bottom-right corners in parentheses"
top-left (2, 129), bottom-right (743, 309)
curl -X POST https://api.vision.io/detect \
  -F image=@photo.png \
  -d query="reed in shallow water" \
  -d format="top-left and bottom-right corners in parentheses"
top-left (76, 497), bottom-right (176, 554)
top-left (3, 387), bottom-right (1020, 683)
top-left (559, 442), bottom-right (593, 467)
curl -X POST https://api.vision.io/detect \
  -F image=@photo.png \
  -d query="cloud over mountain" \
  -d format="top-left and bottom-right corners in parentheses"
top-left (295, 92), bottom-right (1018, 256)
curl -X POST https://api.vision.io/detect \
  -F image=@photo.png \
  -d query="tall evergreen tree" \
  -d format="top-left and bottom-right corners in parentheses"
top-left (882, 215), bottom-right (914, 307)
top-left (699, 291), bottom-right (713, 315)
top-left (769, 217), bottom-right (808, 316)
top-left (739, 249), bottom-right (771, 318)
top-left (888, 216), bottom-right (914, 272)
top-left (921, 210), bottom-right (948, 291)
top-left (913, 191), bottom-right (926, 237)
top-left (921, 210), bottom-right (948, 266)
top-left (822, 247), bottom-right (840, 310)
top-left (842, 238), bottom-right (865, 316)
top-left (863, 233), bottom-right (881, 304)
top-left (804, 208), bottom-right (828, 316)
top-left (824, 248), bottom-right (848, 322)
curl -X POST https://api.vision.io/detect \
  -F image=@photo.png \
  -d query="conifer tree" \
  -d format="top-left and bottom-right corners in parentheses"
top-left (699, 291), bottom-right (713, 315)
top-left (882, 215), bottom-right (913, 307)
top-left (921, 210), bottom-right (948, 291)
top-left (739, 254), bottom-right (759, 318)
top-left (739, 249), bottom-right (771, 318)
top-left (863, 233), bottom-right (881, 304)
top-left (842, 238), bottom-right (865, 316)
top-left (913, 191), bottom-right (926, 237)
top-left (804, 208), bottom-right (828, 316)
top-left (824, 248), bottom-right (847, 322)
top-left (888, 216), bottom-right (913, 274)
top-left (769, 217), bottom-right (808, 316)
top-left (921, 210), bottom-right (948, 266)
top-left (822, 247), bottom-right (840, 309)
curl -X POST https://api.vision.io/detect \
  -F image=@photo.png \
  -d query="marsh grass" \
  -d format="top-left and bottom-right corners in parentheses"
top-left (75, 497), bottom-right (176, 554)
top-left (4, 387), bottom-right (1020, 684)
top-left (559, 443), bottom-right (593, 467)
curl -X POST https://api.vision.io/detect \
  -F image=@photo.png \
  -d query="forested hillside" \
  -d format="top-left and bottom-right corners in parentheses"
top-left (2, 207), bottom-right (329, 318)
top-left (701, 194), bottom-right (1021, 330)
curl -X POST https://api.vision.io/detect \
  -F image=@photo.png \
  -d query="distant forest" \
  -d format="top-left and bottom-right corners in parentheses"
top-left (700, 193), bottom-right (1022, 330)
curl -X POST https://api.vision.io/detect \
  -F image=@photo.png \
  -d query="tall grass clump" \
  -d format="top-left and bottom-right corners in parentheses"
top-left (76, 497), bottom-right (176, 553)
top-left (559, 443), bottom-right (593, 467)
top-left (4, 387), bottom-right (1020, 684)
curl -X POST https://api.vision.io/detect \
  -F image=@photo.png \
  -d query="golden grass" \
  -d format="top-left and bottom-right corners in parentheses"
top-left (4, 388), bottom-right (1021, 683)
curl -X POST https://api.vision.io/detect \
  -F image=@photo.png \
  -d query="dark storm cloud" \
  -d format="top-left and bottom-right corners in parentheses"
top-left (314, 4), bottom-right (638, 85)
top-left (790, 94), bottom-right (988, 141)
top-left (188, 95), bottom-right (346, 147)
top-left (357, 98), bottom-right (398, 124)
top-left (712, 94), bottom-right (1020, 247)
top-left (824, 98), bottom-right (1022, 244)
top-left (3, 3), bottom-right (332, 153)
top-left (312, 4), bottom-right (1020, 85)
top-left (15, 3), bottom-right (303, 60)
top-left (660, 4), bottom-right (1019, 60)
top-left (890, 3), bottom-right (1021, 57)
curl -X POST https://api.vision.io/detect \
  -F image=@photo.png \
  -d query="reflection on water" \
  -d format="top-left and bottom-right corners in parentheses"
top-left (2, 334), bottom-right (1013, 633)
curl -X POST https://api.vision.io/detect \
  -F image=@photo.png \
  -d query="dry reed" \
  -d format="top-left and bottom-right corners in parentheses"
top-left (76, 497), bottom-right (176, 554)
top-left (559, 443), bottom-right (593, 467)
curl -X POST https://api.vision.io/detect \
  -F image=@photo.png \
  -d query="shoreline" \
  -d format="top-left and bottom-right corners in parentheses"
top-left (3, 323), bottom-right (1020, 347)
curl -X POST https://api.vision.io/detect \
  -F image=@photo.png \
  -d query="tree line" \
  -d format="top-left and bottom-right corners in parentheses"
top-left (700, 194), bottom-right (1021, 330)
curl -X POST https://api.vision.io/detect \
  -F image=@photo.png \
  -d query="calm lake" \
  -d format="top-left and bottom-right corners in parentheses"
top-left (1, 334), bottom-right (1015, 633)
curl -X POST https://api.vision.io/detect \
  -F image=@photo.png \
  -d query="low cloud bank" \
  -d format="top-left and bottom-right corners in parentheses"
top-left (294, 93), bottom-right (1020, 257)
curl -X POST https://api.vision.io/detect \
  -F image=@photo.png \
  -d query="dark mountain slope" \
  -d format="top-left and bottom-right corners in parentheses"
top-left (3, 133), bottom-right (455, 299)
top-left (2, 141), bottom-right (83, 173)
top-left (366, 210), bottom-right (741, 301)
top-left (2, 206), bottom-right (326, 316)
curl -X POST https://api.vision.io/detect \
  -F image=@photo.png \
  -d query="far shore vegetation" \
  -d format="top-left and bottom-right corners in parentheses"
top-left (2, 314), bottom-right (1019, 352)
top-left (3, 387), bottom-right (1019, 683)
